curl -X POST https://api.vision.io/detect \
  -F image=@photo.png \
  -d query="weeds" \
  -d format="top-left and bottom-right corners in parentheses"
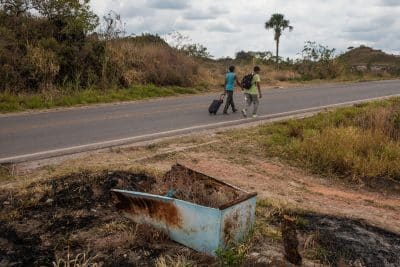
top-left (0, 165), bottom-right (13, 181)
top-left (52, 250), bottom-right (100, 267)
top-left (215, 243), bottom-right (249, 267)
top-left (302, 233), bottom-right (331, 264)
top-left (254, 98), bottom-right (400, 183)
top-left (256, 224), bottom-right (282, 242)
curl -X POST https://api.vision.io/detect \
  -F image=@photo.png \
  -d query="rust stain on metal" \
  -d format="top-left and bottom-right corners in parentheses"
top-left (245, 205), bottom-right (252, 228)
top-left (224, 211), bottom-right (240, 244)
top-left (112, 191), bottom-right (182, 228)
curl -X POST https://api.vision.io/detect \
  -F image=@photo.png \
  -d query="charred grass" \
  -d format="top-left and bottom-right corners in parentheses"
top-left (1, 166), bottom-right (400, 266)
top-left (250, 199), bottom-right (400, 267)
top-left (0, 170), bottom-right (214, 266)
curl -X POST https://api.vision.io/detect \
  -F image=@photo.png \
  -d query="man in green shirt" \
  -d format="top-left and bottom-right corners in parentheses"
top-left (242, 66), bottom-right (262, 118)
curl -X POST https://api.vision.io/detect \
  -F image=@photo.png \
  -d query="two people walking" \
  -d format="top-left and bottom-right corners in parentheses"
top-left (223, 66), bottom-right (262, 118)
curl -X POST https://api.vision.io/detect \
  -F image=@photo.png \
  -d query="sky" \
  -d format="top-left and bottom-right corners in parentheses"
top-left (90, 0), bottom-right (400, 59)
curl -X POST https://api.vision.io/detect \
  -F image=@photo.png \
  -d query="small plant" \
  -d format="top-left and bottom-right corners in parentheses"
top-left (302, 232), bottom-right (333, 264)
top-left (146, 143), bottom-right (158, 150)
top-left (294, 217), bottom-right (309, 228)
top-left (257, 224), bottom-right (282, 242)
top-left (215, 243), bottom-right (249, 267)
top-left (0, 165), bottom-right (12, 181)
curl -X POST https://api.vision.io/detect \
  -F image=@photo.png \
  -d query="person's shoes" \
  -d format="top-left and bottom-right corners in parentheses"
top-left (232, 109), bottom-right (238, 113)
top-left (223, 111), bottom-right (228, 115)
top-left (252, 114), bottom-right (258, 118)
top-left (241, 109), bottom-right (247, 117)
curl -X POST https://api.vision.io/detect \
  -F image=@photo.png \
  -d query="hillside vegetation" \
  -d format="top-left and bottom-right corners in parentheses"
top-left (340, 46), bottom-right (400, 67)
top-left (0, 1), bottom-right (400, 112)
top-left (0, 2), bottom-right (210, 93)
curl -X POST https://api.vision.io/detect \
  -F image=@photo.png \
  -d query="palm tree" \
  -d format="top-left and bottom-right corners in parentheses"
top-left (265, 14), bottom-right (293, 67)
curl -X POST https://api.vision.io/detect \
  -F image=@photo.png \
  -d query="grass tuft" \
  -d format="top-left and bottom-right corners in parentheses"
top-left (215, 243), bottom-right (249, 267)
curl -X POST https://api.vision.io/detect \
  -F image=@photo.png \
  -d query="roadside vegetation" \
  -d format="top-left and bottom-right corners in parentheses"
top-left (1, 1), bottom-right (400, 113)
top-left (0, 85), bottom-right (202, 112)
top-left (1, 98), bottom-right (400, 266)
top-left (223, 97), bottom-right (400, 185)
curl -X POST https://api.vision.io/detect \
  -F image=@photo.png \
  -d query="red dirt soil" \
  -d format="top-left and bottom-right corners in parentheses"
top-left (179, 155), bottom-right (400, 234)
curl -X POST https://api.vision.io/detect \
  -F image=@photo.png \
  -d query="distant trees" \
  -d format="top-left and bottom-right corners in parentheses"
top-left (166, 31), bottom-right (212, 59)
top-left (265, 13), bottom-right (293, 67)
top-left (235, 50), bottom-right (273, 63)
top-left (296, 41), bottom-right (342, 80)
top-left (301, 41), bottom-right (336, 62)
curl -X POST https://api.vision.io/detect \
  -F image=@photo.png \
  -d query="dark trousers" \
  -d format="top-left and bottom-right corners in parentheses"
top-left (223, 90), bottom-right (236, 113)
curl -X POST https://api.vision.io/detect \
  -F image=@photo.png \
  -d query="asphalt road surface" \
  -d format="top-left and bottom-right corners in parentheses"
top-left (1, 80), bottom-right (399, 163)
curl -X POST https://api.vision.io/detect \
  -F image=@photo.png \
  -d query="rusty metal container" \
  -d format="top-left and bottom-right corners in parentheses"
top-left (111, 164), bottom-right (257, 255)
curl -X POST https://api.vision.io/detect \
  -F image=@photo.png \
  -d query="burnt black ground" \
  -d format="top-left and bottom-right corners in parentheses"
top-left (299, 214), bottom-right (400, 267)
top-left (1, 170), bottom-right (400, 266)
top-left (0, 171), bottom-right (156, 266)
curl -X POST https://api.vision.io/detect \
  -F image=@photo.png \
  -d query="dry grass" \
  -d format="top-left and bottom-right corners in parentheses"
top-left (106, 40), bottom-right (206, 87)
top-left (261, 99), bottom-right (400, 183)
top-left (155, 255), bottom-right (194, 267)
top-left (295, 126), bottom-right (400, 181)
top-left (52, 251), bottom-right (100, 267)
top-left (219, 98), bottom-right (400, 184)
top-left (270, 70), bottom-right (302, 82)
top-left (105, 40), bottom-right (301, 90)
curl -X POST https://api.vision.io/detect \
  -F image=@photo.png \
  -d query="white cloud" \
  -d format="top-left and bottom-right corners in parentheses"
top-left (183, 7), bottom-right (228, 20)
top-left (147, 0), bottom-right (190, 10)
top-left (90, 0), bottom-right (400, 58)
top-left (206, 21), bottom-right (238, 33)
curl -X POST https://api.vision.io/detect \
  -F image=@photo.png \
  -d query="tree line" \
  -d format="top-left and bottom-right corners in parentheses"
top-left (0, 0), bottom-right (106, 93)
top-left (0, 1), bottom-right (396, 94)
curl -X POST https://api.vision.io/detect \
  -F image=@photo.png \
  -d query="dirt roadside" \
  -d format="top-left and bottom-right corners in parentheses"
top-left (178, 154), bottom-right (400, 234)
top-left (1, 133), bottom-right (399, 266)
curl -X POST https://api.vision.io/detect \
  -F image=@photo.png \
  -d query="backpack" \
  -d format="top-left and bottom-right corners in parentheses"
top-left (241, 73), bottom-right (254, 89)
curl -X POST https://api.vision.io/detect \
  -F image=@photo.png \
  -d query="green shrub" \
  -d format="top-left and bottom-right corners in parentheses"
top-left (216, 244), bottom-right (248, 267)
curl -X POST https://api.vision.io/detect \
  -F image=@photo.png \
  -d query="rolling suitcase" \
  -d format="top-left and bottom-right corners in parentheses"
top-left (208, 94), bottom-right (225, 115)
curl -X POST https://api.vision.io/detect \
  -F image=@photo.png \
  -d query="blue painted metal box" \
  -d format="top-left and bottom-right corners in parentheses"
top-left (111, 164), bottom-right (257, 255)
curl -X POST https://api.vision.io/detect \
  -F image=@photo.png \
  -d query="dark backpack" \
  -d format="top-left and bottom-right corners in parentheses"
top-left (241, 74), bottom-right (254, 89)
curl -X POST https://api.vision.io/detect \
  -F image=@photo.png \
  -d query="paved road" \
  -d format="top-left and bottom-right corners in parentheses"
top-left (1, 80), bottom-right (399, 163)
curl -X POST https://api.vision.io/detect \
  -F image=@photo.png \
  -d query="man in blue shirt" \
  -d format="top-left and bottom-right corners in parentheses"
top-left (223, 66), bottom-right (243, 115)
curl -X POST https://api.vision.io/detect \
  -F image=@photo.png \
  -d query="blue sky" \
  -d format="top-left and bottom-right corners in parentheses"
top-left (91, 0), bottom-right (400, 58)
